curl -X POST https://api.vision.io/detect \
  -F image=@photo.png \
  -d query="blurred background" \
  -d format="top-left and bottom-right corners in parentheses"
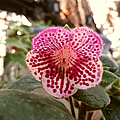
top-left (0, 0), bottom-right (120, 89)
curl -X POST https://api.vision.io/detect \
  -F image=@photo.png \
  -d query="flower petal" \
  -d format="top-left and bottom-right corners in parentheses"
top-left (32, 27), bottom-right (73, 53)
top-left (71, 27), bottom-right (103, 61)
top-left (67, 57), bottom-right (103, 90)
top-left (41, 69), bottom-right (77, 98)
top-left (26, 50), bottom-right (61, 81)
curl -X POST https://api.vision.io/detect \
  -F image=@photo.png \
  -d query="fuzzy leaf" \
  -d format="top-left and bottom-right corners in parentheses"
top-left (102, 96), bottom-right (120, 120)
top-left (102, 105), bottom-right (120, 120)
top-left (115, 61), bottom-right (120, 77)
top-left (101, 70), bottom-right (119, 88)
top-left (8, 75), bottom-right (42, 92)
top-left (0, 89), bottom-right (73, 120)
top-left (6, 38), bottom-right (28, 52)
top-left (73, 85), bottom-right (110, 107)
top-left (102, 70), bottom-right (119, 83)
top-left (100, 55), bottom-right (119, 73)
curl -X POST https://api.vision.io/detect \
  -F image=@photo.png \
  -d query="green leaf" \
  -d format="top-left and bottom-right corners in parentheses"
top-left (100, 55), bottom-right (119, 73)
top-left (115, 61), bottom-right (120, 77)
top-left (112, 79), bottom-right (120, 89)
top-left (6, 29), bottom-right (17, 37)
top-left (21, 37), bottom-right (32, 49)
top-left (110, 96), bottom-right (120, 105)
top-left (16, 25), bottom-right (33, 34)
top-left (9, 52), bottom-right (27, 68)
top-left (102, 104), bottom-right (120, 120)
top-left (102, 70), bottom-right (119, 83)
top-left (63, 24), bottom-right (71, 31)
top-left (4, 54), bottom-right (12, 68)
top-left (8, 75), bottom-right (42, 92)
top-left (73, 85), bottom-right (110, 107)
top-left (111, 79), bottom-right (120, 95)
top-left (0, 89), bottom-right (73, 120)
top-left (100, 70), bottom-right (119, 88)
top-left (6, 38), bottom-right (28, 52)
top-left (102, 96), bottom-right (120, 120)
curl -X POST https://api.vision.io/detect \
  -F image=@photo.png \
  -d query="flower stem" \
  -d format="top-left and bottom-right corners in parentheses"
top-left (87, 112), bottom-right (94, 120)
top-left (68, 96), bottom-right (76, 119)
top-left (78, 102), bottom-right (87, 120)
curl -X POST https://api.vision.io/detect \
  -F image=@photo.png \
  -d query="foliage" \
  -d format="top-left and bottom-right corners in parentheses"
top-left (1, 54), bottom-right (119, 120)
top-left (2, 20), bottom-right (52, 83)
top-left (4, 21), bottom-right (34, 70)
top-left (31, 20), bottom-right (52, 27)
top-left (1, 24), bottom-right (120, 120)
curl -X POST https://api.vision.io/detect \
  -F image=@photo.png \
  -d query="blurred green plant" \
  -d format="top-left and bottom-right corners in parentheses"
top-left (1, 20), bottom-right (52, 87)
top-left (31, 20), bottom-right (52, 27)
top-left (0, 24), bottom-right (120, 120)
top-left (0, 54), bottom-right (119, 120)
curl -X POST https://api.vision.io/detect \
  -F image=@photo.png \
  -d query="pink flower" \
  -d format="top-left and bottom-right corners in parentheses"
top-left (26, 27), bottom-right (103, 98)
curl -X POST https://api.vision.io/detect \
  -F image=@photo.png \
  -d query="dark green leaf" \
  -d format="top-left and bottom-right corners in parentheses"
top-left (115, 61), bottom-right (120, 77)
top-left (9, 52), bottom-right (27, 68)
top-left (0, 89), bottom-right (73, 120)
top-left (6, 38), bottom-right (28, 52)
top-left (100, 70), bottom-right (119, 88)
top-left (102, 104), bottom-right (120, 120)
top-left (73, 85), bottom-right (110, 107)
top-left (102, 70), bottom-right (119, 83)
top-left (111, 95), bottom-right (120, 102)
top-left (100, 55), bottom-right (119, 72)
top-left (21, 37), bottom-right (32, 49)
top-left (102, 96), bottom-right (120, 120)
top-left (8, 75), bottom-right (42, 92)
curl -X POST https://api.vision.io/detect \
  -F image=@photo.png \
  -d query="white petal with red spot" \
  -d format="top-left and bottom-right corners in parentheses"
top-left (26, 27), bottom-right (104, 98)
top-left (67, 58), bottom-right (103, 90)
top-left (32, 27), bottom-right (73, 53)
top-left (71, 27), bottom-right (103, 61)
top-left (26, 49), bottom-right (62, 81)
top-left (41, 69), bottom-right (77, 98)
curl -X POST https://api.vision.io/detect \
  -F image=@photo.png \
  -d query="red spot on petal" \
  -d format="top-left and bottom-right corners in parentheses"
top-left (92, 75), bottom-right (96, 78)
top-left (47, 80), bottom-right (50, 83)
top-left (93, 70), bottom-right (96, 73)
top-left (68, 91), bottom-right (71, 94)
top-left (53, 89), bottom-right (57, 93)
top-left (70, 86), bottom-right (74, 90)
top-left (47, 84), bottom-right (50, 87)
top-left (83, 74), bottom-right (86, 78)
top-left (85, 83), bottom-right (89, 86)
top-left (26, 59), bottom-right (29, 62)
top-left (34, 72), bottom-right (37, 75)
top-left (55, 82), bottom-right (58, 85)
top-left (45, 74), bottom-right (49, 78)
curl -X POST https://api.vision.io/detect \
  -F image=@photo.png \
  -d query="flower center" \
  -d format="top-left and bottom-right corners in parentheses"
top-left (59, 49), bottom-right (69, 78)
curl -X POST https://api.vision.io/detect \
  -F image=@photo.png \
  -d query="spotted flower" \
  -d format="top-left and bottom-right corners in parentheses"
top-left (26, 27), bottom-right (103, 98)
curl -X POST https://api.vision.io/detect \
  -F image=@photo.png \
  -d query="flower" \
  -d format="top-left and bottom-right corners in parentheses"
top-left (26, 27), bottom-right (103, 98)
